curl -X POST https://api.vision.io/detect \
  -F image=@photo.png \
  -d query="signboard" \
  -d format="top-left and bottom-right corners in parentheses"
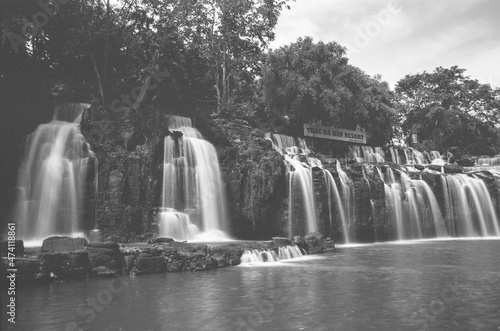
top-left (303, 124), bottom-right (366, 144)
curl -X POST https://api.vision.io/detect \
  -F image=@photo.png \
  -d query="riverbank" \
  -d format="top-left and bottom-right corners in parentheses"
top-left (1, 233), bottom-right (335, 283)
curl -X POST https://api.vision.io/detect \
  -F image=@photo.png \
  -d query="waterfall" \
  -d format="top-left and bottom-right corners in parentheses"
top-left (14, 103), bottom-right (95, 243)
top-left (378, 167), bottom-right (404, 240)
top-left (477, 157), bottom-right (500, 166)
top-left (266, 133), bottom-right (318, 236)
top-left (158, 116), bottom-right (229, 241)
top-left (378, 167), bottom-right (447, 240)
top-left (441, 174), bottom-right (500, 237)
top-left (323, 170), bottom-right (349, 243)
top-left (240, 245), bottom-right (305, 263)
top-left (352, 145), bottom-right (442, 165)
top-left (430, 151), bottom-right (442, 162)
top-left (287, 157), bottom-right (318, 235)
top-left (389, 147), bottom-right (402, 164)
top-left (336, 161), bottom-right (356, 242)
top-left (268, 136), bottom-right (500, 242)
top-left (351, 146), bottom-right (384, 162)
top-left (401, 173), bottom-right (448, 238)
top-left (241, 249), bottom-right (279, 263)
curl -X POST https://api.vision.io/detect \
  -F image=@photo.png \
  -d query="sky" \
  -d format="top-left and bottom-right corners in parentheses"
top-left (269, 0), bottom-right (500, 89)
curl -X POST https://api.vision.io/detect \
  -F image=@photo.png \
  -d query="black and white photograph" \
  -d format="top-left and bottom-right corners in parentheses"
top-left (1, 0), bottom-right (500, 330)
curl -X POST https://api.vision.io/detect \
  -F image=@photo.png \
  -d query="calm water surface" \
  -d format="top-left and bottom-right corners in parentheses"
top-left (8, 239), bottom-right (500, 331)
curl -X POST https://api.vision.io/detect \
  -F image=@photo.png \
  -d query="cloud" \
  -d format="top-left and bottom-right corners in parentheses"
top-left (270, 0), bottom-right (500, 88)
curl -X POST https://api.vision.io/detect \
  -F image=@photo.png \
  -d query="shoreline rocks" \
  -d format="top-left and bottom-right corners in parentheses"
top-left (1, 236), bottom-right (336, 283)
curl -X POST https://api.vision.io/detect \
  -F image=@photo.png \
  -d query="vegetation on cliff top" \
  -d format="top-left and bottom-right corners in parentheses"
top-left (2, 0), bottom-right (499, 154)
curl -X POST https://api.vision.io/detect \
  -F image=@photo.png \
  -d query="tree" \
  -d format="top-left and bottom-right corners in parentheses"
top-left (261, 37), bottom-right (397, 145)
top-left (140, 0), bottom-right (292, 113)
top-left (395, 66), bottom-right (500, 155)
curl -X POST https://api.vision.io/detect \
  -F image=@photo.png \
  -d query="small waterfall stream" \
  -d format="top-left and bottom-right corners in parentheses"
top-left (240, 245), bottom-right (305, 263)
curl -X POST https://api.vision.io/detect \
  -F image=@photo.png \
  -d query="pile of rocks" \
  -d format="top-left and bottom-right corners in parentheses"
top-left (1, 234), bottom-right (335, 283)
top-left (0, 236), bottom-right (243, 282)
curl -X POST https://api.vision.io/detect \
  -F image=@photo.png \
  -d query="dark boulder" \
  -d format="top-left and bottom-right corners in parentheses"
top-left (210, 246), bottom-right (242, 267)
top-left (272, 237), bottom-right (290, 246)
top-left (443, 164), bottom-right (463, 173)
top-left (304, 232), bottom-right (325, 254)
top-left (135, 252), bottom-right (164, 274)
top-left (324, 238), bottom-right (336, 251)
top-left (41, 236), bottom-right (87, 253)
top-left (147, 237), bottom-right (174, 245)
top-left (38, 251), bottom-right (89, 278)
top-left (427, 165), bottom-right (442, 172)
top-left (87, 241), bottom-right (121, 272)
top-left (292, 236), bottom-right (307, 251)
top-left (88, 229), bottom-right (103, 243)
top-left (414, 165), bottom-right (425, 171)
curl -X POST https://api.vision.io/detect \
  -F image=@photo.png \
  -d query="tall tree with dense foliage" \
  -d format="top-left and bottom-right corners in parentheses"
top-left (261, 37), bottom-right (397, 145)
top-left (1, 0), bottom-right (292, 113)
top-left (141, 0), bottom-right (292, 112)
top-left (395, 66), bottom-right (500, 155)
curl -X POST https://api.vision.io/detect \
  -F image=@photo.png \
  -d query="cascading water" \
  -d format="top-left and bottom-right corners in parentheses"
top-left (430, 151), bottom-right (442, 162)
top-left (336, 161), bottom-right (356, 242)
top-left (240, 245), bottom-right (305, 263)
top-left (400, 172), bottom-right (448, 238)
top-left (351, 145), bottom-right (384, 162)
top-left (269, 135), bottom-right (499, 242)
top-left (267, 133), bottom-right (359, 241)
top-left (323, 170), bottom-right (349, 242)
top-left (379, 167), bottom-right (447, 240)
top-left (157, 116), bottom-right (230, 241)
top-left (355, 145), bottom-right (446, 166)
top-left (478, 157), bottom-right (500, 166)
top-left (286, 158), bottom-right (318, 235)
top-left (14, 103), bottom-right (96, 243)
top-left (266, 133), bottom-right (318, 236)
top-left (389, 147), bottom-right (401, 164)
top-left (241, 249), bottom-right (279, 263)
top-left (441, 174), bottom-right (500, 237)
top-left (380, 168), bottom-right (404, 240)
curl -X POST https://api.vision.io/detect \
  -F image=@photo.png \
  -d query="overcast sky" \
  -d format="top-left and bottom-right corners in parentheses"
top-left (269, 0), bottom-right (500, 89)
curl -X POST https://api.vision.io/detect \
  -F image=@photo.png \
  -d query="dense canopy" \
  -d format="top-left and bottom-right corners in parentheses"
top-left (1, 0), bottom-right (499, 154)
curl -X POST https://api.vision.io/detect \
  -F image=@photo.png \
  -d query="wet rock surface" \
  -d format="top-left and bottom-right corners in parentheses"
top-left (303, 232), bottom-right (325, 254)
top-left (87, 241), bottom-right (122, 273)
top-left (1, 237), bottom-right (335, 282)
top-left (40, 236), bottom-right (87, 253)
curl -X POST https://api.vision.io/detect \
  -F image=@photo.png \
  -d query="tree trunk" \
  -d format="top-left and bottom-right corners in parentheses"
top-left (215, 61), bottom-right (222, 113)
top-left (133, 51), bottom-right (161, 111)
top-left (132, 68), bottom-right (155, 111)
top-left (222, 50), bottom-right (228, 108)
top-left (102, 0), bottom-right (111, 83)
top-left (88, 49), bottom-right (105, 105)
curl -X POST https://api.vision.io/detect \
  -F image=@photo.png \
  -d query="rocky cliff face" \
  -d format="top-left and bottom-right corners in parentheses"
top-left (200, 118), bottom-right (288, 239)
top-left (82, 107), bottom-right (500, 243)
top-left (83, 109), bottom-right (289, 241)
top-left (82, 106), bottom-right (163, 242)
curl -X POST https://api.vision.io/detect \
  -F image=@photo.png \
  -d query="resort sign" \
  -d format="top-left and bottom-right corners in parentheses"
top-left (303, 124), bottom-right (366, 144)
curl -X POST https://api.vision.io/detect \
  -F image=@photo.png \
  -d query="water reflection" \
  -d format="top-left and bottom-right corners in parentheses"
top-left (12, 239), bottom-right (500, 331)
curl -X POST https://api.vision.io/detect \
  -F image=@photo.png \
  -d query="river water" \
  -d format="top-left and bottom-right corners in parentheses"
top-left (10, 239), bottom-right (500, 331)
